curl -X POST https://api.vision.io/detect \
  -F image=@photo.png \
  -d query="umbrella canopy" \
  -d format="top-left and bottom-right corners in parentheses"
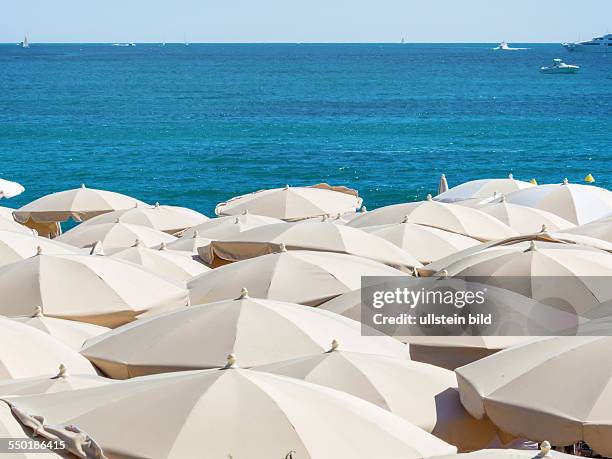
top-left (188, 249), bottom-right (407, 306)
top-left (0, 317), bottom-right (96, 380)
top-left (13, 184), bottom-right (148, 223)
top-left (504, 181), bottom-right (612, 225)
top-left (0, 206), bottom-right (16, 220)
top-left (0, 230), bottom-right (78, 268)
top-left (180, 212), bottom-right (282, 239)
top-left (215, 185), bottom-right (363, 221)
top-left (198, 221), bottom-right (422, 269)
top-left (77, 202), bottom-right (209, 235)
top-left (456, 336), bottom-right (612, 456)
top-left (56, 221), bottom-right (176, 254)
top-left (12, 307), bottom-right (109, 351)
top-left (347, 195), bottom-right (518, 241)
top-left (0, 252), bottom-right (189, 327)
top-left (435, 240), bottom-right (612, 315)
top-left (81, 291), bottom-right (409, 379)
top-left (111, 241), bottom-right (209, 281)
top-left (3, 365), bottom-right (456, 459)
top-left (0, 365), bottom-right (111, 396)
top-left (163, 232), bottom-right (214, 254)
top-left (258, 346), bottom-right (497, 451)
top-left (437, 447), bottom-right (578, 459)
top-left (435, 175), bottom-right (534, 203)
top-left (362, 220), bottom-right (481, 264)
top-left (479, 198), bottom-right (575, 234)
top-left (0, 215), bottom-right (32, 234)
top-left (562, 214), bottom-right (612, 243)
top-left (0, 178), bottom-right (25, 199)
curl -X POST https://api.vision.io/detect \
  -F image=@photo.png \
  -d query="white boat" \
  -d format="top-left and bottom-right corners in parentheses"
top-left (493, 41), bottom-right (527, 51)
top-left (540, 58), bottom-right (580, 74)
top-left (112, 43), bottom-right (136, 47)
top-left (563, 33), bottom-right (612, 53)
top-left (19, 36), bottom-right (29, 48)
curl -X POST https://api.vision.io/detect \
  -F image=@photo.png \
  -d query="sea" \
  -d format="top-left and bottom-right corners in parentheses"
top-left (1, 43), bottom-right (610, 216)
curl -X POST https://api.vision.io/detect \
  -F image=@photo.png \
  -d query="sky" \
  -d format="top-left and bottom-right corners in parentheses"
top-left (2, 0), bottom-right (611, 43)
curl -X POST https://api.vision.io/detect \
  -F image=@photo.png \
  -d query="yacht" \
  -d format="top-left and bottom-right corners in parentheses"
top-left (493, 41), bottom-right (527, 51)
top-left (563, 33), bottom-right (612, 53)
top-left (540, 58), bottom-right (580, 74)
top-left (112, 43), bottom-right (136, 47)
top-left (19, 36), bottom-right (29, 48)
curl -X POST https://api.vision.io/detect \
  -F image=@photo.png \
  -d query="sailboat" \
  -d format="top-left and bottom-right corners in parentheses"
top-left (401, 37), bottom-right (405, 44)
top-left (20, 36), bottom-right (29, 48)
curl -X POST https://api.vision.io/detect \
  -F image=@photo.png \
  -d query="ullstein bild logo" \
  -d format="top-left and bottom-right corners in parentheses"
top-left (360, 276), bottom-right (612, 337)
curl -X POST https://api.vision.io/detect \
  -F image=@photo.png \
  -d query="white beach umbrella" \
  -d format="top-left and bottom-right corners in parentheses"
top-left (81, 291), bottom-right (409, 379)
top-left (0, 252), bottom-right (189, 327)
top-left (188, 248), bottom-right (407, 306)
top-left (215, 185), bottom-right (363, 221)
top-left (435, 175), bottom-right (534, 203)
top-left (347, 195), bottom-right (518, 241)
top-left (258, 345), bottom-right (498, 451)
top-left (0, 230), bottom-right (78, 268)
top-left (12, 307), bottom-right (109, 351)
top-left (362, 220), bottom-right (481, 264)
top-left (0, 178), bottom-right (25, 199)
top-left (503, 180), bottom-right (612, 225)
top-left (0, 215), bottom-right (32, 234)
top-left (437, 447), bottom-right (579, 459)
top-left (111, 241), bottom-right (210, 281)
top-left (180, 212), bottom-right (282, 239)
top-left (13, 184), bottom-right (148, 224)
top-left (56, 221), bottom-right (176, 253)
top-left (561, 214), bottom-right (612, 243)
top-left (479, 197), bottom-right (575, 234)
top-left (0, 317), bottom-right (97, 380)
top-left (198, 221), bottom-right (422, 269)
top-left (163, 231), bottom-right (214, 254)
top-left (3, 364), bottom-right (456, 459)
top-left (0, 206), bottom-right (16, 220)
top-left (0, 365), bottom-right (111, 396)
top-left (457, 337), bottom-right (612, 457)
top-left (77, 202), bottom-right (209, 235)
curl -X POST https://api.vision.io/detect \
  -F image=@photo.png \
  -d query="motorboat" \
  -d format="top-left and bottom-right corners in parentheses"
top-left (540, 58), bottom-right (580, 74)
top-left (493, 41), bottom-right (527, 51)
top-left (563, 33), bottom-right (612, 53)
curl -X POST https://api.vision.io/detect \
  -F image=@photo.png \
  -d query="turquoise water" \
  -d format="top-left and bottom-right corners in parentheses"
top-left (1, 43), bottom-right (610, 215)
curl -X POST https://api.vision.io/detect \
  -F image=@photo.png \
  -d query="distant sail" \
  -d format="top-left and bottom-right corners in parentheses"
top-left (401, 37), bottom-right (405, 44)
top-left (22, 36), bottom-right (29, 48)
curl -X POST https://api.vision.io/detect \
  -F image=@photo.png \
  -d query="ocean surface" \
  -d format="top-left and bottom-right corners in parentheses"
top-left (1, 43), bottom-right (610, 216)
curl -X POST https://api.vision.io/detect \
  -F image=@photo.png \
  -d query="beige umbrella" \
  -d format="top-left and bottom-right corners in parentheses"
top-left (0, 317), bottom-right (97, 380)
top-left (0, 365), bottom-right (111, 396)
top-left (180, 212), bottom-right (282, 239)
top-left (81, 290), bottom-right (409, 379)
top-left (435, 175), bottom-right (534, 203)
top-left (215, 185), bottom-right (363, 221)
top-left (435, 240), bottom-right (612, 315)
top-left (198, 221), bottom-right (422, 270)
top-left (362, 220), bottom-right (481, 264)
top-left (0, 252), bottom-right (189, 327)
top-left (12, 307), bottom-right (109, 351)
top-left (457, 336), bottom-right (612, 456)
top-left (562, 214), bottom-right (612, 243)
top-left (437, 446), bottom-right (579, 459)
top-left (76, 202), bottom-right (209, 235)
top-left (479, 197), bottom-right (575, 234)
top-left (162, 231), bottom-right (214, 254)
top-left (3, 363), bottom-right (456, 459)
top-left (347, 195), bottom-right (518, 241)
top-left (188, 248), bottom-right (407, 306)
top-left (13, 184), bottom-right (148, 224)
top-left (56, 221), bottom-right (176, 253)
top-left (111, 241), bottom-right (209, 281)
top-left (0, 230), bottom-right (78, 268)
top-left (258, 343), bottom-right (497, 451)
top-left (504, 180), bottom-right (612, 225)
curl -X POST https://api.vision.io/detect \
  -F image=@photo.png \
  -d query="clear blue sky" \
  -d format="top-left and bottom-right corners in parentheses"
top-left (2, 0), bottom-right (611, 43)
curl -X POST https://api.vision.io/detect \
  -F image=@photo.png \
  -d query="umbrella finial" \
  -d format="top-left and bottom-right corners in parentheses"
top-left (36, 246), bottom-right (43, 256)
top-left (279, 242), bottom-right (287, 252)
top-left (237, 287), bottom-right (250, 299)
top-left (540, 441), bottom-right (551, 455)
top-left (500, 194), bottom-right (506, 202)
top-left (224, 353), bottom-right (237, 369)
top-left (56, 364), bottom-right (68, 378)
top-left (426, 194), bottom-right (433, 201)
top-left (328, 339), bottom-right (340, 352)
top-left (360, 205), bottom-right (367, 213)
top-left (192, 230), bottom-right (199, 238)
top-left (530, 178), bottom-right (538, 185)
top-left (90, 241), bottom-right (105, 256)
top-left (115, 217), bottom-right (121, 223)
top-left (525, 240), bottom-right (538, 252)
top-left (322, 213), bottom-right (329, 222)
top-left (81, 183), bottom-right (86, 189)
top-left (540, 224), bottom-right (548, 233)
top-left (438, 269), bottom-right (448, 279)
top-left (401, 215), bottom-right (409, 224)
top-left (242, 209), bottom-right (248, 215)
top-left (33, 306), bottom-right (43, 317)
top-left (562, 178), bottom-right (569, 185)
top-left (234, 217), bottom-right (240, 224)
top-left (585, 173), bottom-right (595, 183)
top-left (159, 242), bottom-right (167, 250)
top-left (508, 173), bottom-right (514, 179)
top-left (284, 184), bottom-right (290, 190)
top-left (154, 202), bottom-right (160, 208)
top-left (133, 239), bottom-right (142, 247)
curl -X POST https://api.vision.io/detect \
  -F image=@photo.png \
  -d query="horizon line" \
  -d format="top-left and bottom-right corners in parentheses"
top-left (1, 40), bottom-right (567, 44)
